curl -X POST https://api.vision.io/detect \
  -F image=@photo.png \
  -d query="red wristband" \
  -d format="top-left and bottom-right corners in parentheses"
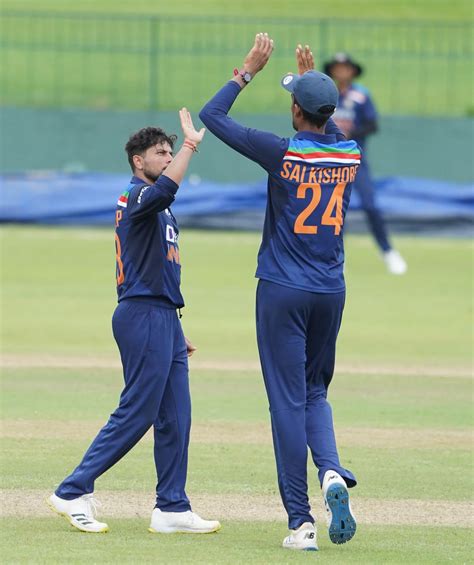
top-left (182, 140), bottom-right (198, 153)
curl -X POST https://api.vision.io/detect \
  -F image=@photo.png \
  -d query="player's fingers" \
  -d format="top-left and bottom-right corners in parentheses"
top-left (263, 35), bottom-right (273, 55)
top-left (262, 32), bottom-right (272, 53)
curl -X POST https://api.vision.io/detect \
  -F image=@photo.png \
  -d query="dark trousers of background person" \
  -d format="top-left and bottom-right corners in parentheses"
top-left (256, 280), bottom-right (357, 530)
top-left (55, 299), bottom-right (192, 512)
top-left (355, 157), bottom-right (392, 252)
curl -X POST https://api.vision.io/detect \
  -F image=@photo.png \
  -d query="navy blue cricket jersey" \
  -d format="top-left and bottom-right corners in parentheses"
top-left (333, 83), bottom-right (377, 150)
top-left (114, 175), bottom-right (184, 308)
top-left (200, 81), bottom-right (362, 294)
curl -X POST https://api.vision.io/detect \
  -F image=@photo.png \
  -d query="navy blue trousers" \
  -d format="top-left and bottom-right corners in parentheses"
top-left (256, 280), bottom-right (356, 530)
top-left (56, 300), bottom-right (192, 512)
top-left (355, 158), bottom-right (392, 252)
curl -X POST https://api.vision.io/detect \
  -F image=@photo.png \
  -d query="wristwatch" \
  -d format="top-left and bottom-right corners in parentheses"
top-left (233, 68), bottom-right (253, 84)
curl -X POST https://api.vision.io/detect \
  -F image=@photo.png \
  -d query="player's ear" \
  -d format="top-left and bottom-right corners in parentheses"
top-left (133, 154), bottom-right (144, 171)
top-left (293, 101), bottom-right (303, 118)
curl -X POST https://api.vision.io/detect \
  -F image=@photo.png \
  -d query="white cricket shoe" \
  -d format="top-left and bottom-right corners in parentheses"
top-left (322, 471), bottom-right (356, 544)
top-left (46, 493), bottom-right (109, 533)
top-left (149, 508), bottom-right (221, 534)
top-left (282, 522), bottom-right (318, 551)
top-left (383, 249), bottom-right (407, 275)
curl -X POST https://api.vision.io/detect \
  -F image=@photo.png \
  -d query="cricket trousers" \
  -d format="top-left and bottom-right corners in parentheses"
top-left (256, 279), bottom-right (356, 530)
top-left (56, 299), bottom-right (192, 512)
top-left (355, 158), bottom-right (392, 252)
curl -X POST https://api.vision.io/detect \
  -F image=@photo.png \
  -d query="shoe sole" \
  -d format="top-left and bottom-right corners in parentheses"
top-left (45, 498), bottom-right (109, 533)
top-left (326, 484), bottom-right (356, 544)
top-left (148, 524), bottom-right (221, 535)
top-left (283, 546), bottom-right (318, 552)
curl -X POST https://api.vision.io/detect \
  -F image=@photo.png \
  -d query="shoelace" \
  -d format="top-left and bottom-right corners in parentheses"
top-left (82, 494), bottom-right (102, 519)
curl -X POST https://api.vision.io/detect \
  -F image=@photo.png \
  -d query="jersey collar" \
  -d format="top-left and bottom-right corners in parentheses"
top-left (294, 131), bottom-right (337, 144)
top-left (131, 175), bottom-right (148, 185)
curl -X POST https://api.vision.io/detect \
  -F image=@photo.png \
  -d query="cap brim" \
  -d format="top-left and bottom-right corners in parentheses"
top-left (324, 61), bottom-right (363, 78)
top-left (281, 73), bottom-right (298, 93)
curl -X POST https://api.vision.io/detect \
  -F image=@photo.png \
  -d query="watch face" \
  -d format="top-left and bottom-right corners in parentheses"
top-left (243, 72), bottom-right (252, 83)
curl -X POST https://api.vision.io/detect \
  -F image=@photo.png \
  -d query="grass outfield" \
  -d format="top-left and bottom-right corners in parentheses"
top-left (1, 1), bottom-right (472, 115)
top-left (2, 0), bottom-right (472, 21)
top-left (0, 226), bottom-right (473, 563)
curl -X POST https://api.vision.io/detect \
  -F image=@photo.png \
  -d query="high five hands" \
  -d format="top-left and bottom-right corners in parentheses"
top-left (236, 32), bottom-right (274, 81)
top-left (179, 107), bottom-right (206, 145)
top-left (296, 44), bottom-right (315, 75)
top-left (236, 35), bottom-right (317, 85)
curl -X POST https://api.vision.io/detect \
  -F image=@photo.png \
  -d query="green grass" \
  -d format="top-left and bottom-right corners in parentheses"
top-left (2, 435), bottom-right (472, 501)
top-left (2, 0), bottom-right (472, 20)
top-left (1, 368), bottom-right (472, 428)
top-left (1, 520), bottom-right (471, 565)
top-left (0, 1), bottom-right (472, 115)
top-left (0, 226), bottom-right (473, 563)
top-left (1, 227), bottom-right (472, 366)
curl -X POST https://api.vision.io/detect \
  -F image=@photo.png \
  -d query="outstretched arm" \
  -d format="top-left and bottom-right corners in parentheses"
top-left (128, 109), bottom-right (205, 220)
top-left (199, 33), bottom-right (288, 173)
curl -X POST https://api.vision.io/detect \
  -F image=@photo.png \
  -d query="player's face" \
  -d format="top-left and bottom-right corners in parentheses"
top-left (330, 63), bottom-right (356, 86)
top-left (137, 142), bottom-right (173, 183)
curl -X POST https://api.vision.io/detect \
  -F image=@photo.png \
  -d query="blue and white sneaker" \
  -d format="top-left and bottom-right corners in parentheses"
top-left (322, 471), bottom-right (356, 544)
top-left (282, 522), bottom-right (318, 551)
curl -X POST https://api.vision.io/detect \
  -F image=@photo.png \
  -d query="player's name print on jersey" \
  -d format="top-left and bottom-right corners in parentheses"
top-left (284, 140), bottom-right (361, 165)
top-left (280, 161), bottom-right (359, 185)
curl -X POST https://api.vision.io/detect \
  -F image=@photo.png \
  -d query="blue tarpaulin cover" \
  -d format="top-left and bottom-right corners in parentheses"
top-left (1, 172), bottom-right (472, 235)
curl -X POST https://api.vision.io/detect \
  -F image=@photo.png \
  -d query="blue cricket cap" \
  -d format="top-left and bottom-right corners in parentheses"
top-left (281, 70), bottom-right (338, 116)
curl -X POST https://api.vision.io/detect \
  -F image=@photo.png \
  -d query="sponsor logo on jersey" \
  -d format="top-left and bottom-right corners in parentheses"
top-left (166, 225), bottom-right (178, 243)
top-left (137, 185), bottom-right (150, 204)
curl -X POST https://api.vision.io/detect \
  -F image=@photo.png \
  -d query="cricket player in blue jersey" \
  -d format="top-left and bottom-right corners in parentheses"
top-left (47, 109), bottom-right (221, 536)
top-left (324, 53), bottom-right (407, 275)
top-left (200, 35), bottom-right (357, 551)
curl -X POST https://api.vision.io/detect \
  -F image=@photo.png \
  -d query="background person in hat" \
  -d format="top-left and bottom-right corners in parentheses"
top-left (200, 36), bottom-right (357, 552)
top-left (324, 53), bottom-right (407, 275)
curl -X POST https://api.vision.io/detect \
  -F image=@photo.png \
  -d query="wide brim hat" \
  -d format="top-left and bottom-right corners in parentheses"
top-left (323, 53), bottom-right (363, 78)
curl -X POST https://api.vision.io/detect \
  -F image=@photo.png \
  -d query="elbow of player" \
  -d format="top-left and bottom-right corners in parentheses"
top-left (198, 106), bottom-right (210, 126)
top-left (199, 105), bottom-right (221, 131)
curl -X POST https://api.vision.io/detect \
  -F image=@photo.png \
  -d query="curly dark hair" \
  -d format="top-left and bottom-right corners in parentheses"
top-left (125, 127), bottom-right (177, 172)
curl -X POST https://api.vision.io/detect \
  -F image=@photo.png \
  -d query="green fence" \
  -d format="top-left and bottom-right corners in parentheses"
top-left (1, 12), bottom-right (472, 116)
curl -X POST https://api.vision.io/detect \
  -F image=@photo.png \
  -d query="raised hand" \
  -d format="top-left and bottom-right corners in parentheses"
top-left (179, 107), bottom-right (206, 145)
top-left (296, 44), bottom-right (314, 75)
top-left (242, 32), bottom-right (274, 75)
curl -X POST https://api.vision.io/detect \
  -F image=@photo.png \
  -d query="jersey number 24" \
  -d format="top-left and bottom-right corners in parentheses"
top-left (294, 181), bottom-right (347, 236)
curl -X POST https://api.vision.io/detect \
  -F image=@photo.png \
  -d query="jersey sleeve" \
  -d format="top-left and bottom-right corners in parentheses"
top-left (127, 176), bottom-right (178, 221)
top-left (199, 81), bottom-right (288, 173)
